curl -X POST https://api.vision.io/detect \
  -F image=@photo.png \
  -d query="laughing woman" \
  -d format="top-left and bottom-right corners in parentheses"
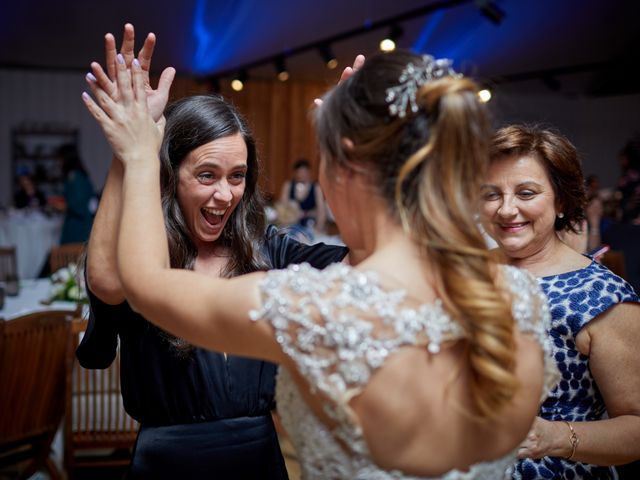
top-left (77, 25), bottom-right (352, 479)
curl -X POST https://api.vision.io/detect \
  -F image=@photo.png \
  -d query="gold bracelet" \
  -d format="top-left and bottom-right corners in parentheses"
top-left (564, 421), bottom-right (579, 460)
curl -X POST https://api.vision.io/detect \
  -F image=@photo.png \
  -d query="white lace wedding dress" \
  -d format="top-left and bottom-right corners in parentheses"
top-left (250, 263), bottom-right (557, 479)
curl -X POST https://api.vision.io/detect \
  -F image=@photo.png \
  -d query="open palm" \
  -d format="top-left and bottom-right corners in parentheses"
top-left (89, 23), bottom-right (174, 122)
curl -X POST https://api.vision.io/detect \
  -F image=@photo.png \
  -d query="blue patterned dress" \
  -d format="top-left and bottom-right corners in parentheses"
top-left (513, 259), bottom-right (639, 480)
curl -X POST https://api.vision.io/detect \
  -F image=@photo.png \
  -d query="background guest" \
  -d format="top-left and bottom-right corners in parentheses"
top-left (600, 135), bottom-right (640, 291)
top-left (57, 143), bottom-right (97, 244)
top-left (616, 135), bottom-right (640, 225)
top-left (13, 172), bottom-right (46, 209)
top-left (278, 158), bottom-right (326, 235)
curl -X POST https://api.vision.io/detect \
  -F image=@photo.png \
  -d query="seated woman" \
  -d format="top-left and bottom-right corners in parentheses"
top-left (13, 173), bottom-right (46, 209)
top-left (480, 124), bottom-right (640, 479)
top-left (83, 49), bottom-right (558, 479)
top-left (279, 158), bottom-right (327, 235)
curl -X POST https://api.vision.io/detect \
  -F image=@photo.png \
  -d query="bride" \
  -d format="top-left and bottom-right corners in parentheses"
top-left (83, 48), bottom-right (556, 479)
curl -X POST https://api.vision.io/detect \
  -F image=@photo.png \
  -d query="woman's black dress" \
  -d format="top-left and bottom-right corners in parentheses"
top-left (77, 226), bottom-right (348, 479)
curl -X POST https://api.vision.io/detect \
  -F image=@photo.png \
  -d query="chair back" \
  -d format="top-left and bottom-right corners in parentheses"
top-left (601, 250), bottom-right (627, 280)
top-left (0, 311), bottom-right (72, 477)
top-left (0, 246), bottom-right (18, 282)
top-left (64, 318), bottom-right (138, 477)
top-left (50, 243), bottom-right (85, 274)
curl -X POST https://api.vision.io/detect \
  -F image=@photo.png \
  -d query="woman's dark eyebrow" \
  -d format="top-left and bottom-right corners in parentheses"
top-left (196, 161), bottom-right (248, 170)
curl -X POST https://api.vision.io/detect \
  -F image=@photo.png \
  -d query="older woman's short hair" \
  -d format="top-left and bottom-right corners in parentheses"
top-left (490, 125), bottom-right (587, 233)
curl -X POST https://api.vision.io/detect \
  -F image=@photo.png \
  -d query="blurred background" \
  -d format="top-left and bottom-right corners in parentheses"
top-left (1, 0), bottom-right (639, 204)
top-left (1, 2), bottom-right (639, 478)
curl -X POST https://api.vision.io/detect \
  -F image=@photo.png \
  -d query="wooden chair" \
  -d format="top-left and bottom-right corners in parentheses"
top-left (49, 243), bottom-right (85, 274)
top-left (600, 250), bottom-right (627, 280)
top-left (0, 310), bottom-right (73, 480)
top-left (64, 318), bottom-right (139, 479)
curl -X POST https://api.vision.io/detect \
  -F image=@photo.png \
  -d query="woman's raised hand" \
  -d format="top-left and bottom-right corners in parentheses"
top-left (82, 54), bottom-right (164, 167)
top-left (314, 54), bottom-right (365, 106)
top-left (87, 24), bottom-right (175, 123)
top-left (339, 54), bottom-right (366, 83)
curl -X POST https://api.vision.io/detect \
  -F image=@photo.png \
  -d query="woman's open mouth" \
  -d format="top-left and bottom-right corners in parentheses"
top-left (201, 207), bottom-right (227, 227)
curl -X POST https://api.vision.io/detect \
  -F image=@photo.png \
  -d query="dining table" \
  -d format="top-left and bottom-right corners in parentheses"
top-left (0, 209), bottom-right (64, 280)
top-left (0, 277), bottom-right (80, 320)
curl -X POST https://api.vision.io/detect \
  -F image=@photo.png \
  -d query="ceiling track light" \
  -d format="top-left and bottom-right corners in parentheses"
top-left (212, 3), bottom-right (493, 83)
top-left (475, 0), bottom-right (505, 25)
top-left (477, 88), bottom-right (492, 103)
top-left (380, 24), bottom-right (404, 52)
top-left (274, 56), bottom-right (289, 82)
top-left (318, 44), bottom-right (338, 70)
top-left (231, 70), bottom-right (248, 92)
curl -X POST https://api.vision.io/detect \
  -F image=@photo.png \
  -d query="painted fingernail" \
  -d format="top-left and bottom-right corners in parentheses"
top-left (81, 92), bottom-right (90, 101)
top-left (117, 53), bottom-right (125, 64)
top-left (133, 58), bottom-right (140, 69)
top-left (86, 72), bottom-right (97, 82)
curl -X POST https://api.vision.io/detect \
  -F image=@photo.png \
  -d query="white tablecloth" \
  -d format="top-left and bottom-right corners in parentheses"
top-left (0, 278), bottom-right (79, 320)
top-left (0, 210), bottom-right (63, 280)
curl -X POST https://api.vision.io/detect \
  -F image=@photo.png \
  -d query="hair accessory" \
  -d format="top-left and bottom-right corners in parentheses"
top-left (385, 55), bottom-right (461, 118)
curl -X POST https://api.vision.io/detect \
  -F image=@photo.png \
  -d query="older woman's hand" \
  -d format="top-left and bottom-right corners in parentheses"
top-left (517, 417), bottom-right (571, 460)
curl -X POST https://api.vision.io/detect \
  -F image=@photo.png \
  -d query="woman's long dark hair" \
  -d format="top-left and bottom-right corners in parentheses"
top-left (158, 94), bottom-right (268, 352)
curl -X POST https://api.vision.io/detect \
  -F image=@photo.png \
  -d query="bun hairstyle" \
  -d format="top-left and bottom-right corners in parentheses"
top-left (315, 50), bottom-right (518, 418)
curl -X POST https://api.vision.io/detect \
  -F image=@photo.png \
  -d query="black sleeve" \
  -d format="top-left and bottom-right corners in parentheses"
top-left (262, 225), bottom-right (348, 269)
top-left (75, 267), bottom-right (124, 369)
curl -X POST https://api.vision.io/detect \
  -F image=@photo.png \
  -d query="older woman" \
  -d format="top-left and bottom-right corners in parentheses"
top-left (481, 124), bottom-right (640, 479)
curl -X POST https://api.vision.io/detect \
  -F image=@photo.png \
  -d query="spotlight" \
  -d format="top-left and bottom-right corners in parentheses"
top-left (477, 89), bottom-right (492, 103)
top-left (379, 25), bottom-right (404, 52)
top-left (475, 0), bottom-right (505, 25)
top-left (318, 44), bottom-right (338, 70)
top-left (275, 56), bottom-right (289, 82)
top-left (231, 70), bottom-right (247, 92)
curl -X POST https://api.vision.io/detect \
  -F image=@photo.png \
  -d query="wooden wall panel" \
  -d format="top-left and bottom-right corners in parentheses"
top-left (166, 75), bottom-right (332, 198)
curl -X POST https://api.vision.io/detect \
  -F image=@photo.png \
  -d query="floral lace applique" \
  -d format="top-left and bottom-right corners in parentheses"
top-left (250, 263), bottom-right (555, 479)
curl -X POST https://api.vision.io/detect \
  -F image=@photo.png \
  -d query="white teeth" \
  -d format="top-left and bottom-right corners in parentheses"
top-left (203, 207), bottom-right (226, 216)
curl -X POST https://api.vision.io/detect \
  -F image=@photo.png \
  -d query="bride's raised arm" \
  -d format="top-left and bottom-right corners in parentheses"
top-left (82, 55), bottom-right (281, 362)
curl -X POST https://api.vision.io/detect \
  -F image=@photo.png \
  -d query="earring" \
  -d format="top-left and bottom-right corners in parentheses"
top-left (557, 212), bottom-right (565, 219)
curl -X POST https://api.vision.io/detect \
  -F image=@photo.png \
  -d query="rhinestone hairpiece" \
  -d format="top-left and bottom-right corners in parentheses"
top-left (385, 55), bottom-right (460, 118)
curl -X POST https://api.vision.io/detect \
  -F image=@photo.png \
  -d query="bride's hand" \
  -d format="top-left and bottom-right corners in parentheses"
top-left (82, 54), bottom-right (164, 166)
top-left (314, 54), bottom-right (365, 107)
top-left (87, 23), bottom-right (175, 123)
